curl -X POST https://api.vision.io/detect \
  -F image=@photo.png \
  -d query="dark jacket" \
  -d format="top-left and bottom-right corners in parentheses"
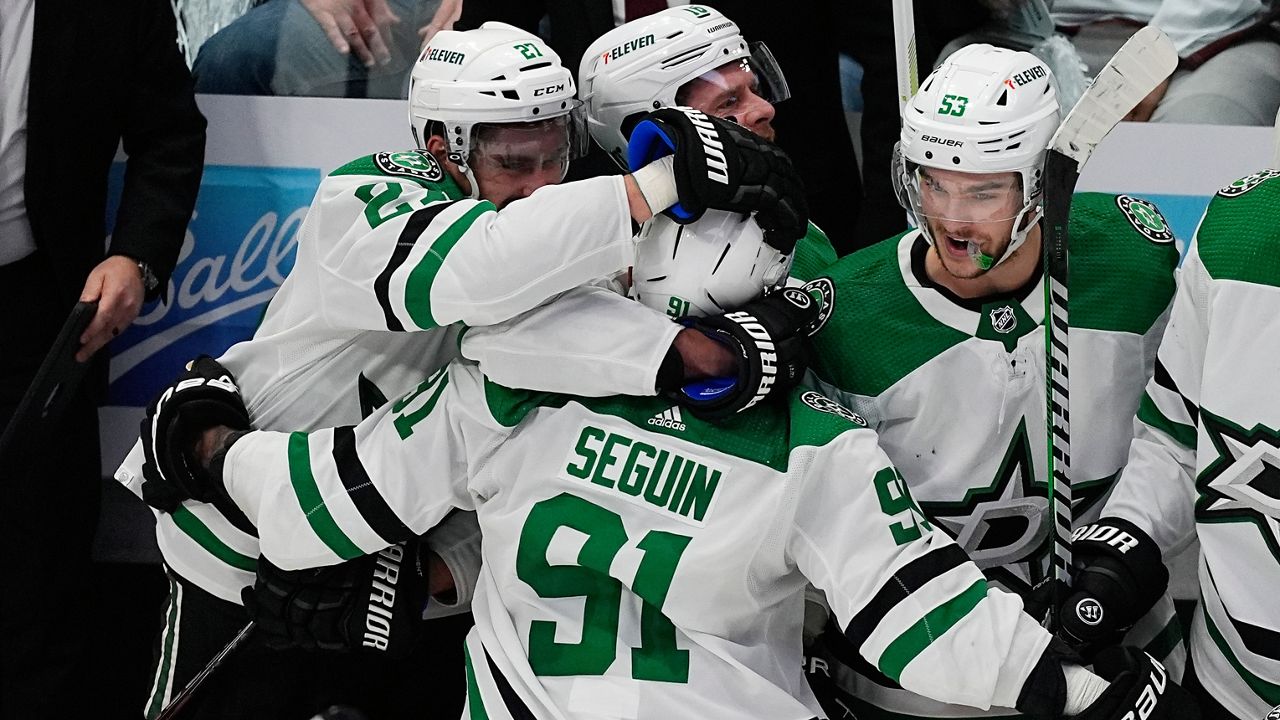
top-left (24, 0), bottom-right (206, 307)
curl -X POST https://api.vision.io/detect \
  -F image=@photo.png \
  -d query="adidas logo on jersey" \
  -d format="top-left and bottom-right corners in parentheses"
top-left (648, 406), bottom-right (686, 431)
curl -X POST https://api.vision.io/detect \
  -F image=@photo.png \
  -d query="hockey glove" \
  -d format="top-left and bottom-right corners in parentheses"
top-left (627, 107), bottom-right (809, 253)
top-left (676, 286), bottom-right (822, 421)
top-left (242, 541), bottom-right (430, 659)
top-left (139, 356), bottom-right (251, 512)
top-left (1072, 648), bottom-right (1198, 720)
top-left (1058, 518), bottom-right (1169, 659)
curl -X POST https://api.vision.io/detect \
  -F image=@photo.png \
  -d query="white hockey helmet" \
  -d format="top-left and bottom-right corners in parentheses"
top-left (578, 5), bottom-right (789, 166)
top-left (408, 22), bottom-right (588, 196)
top-left (894, 43), bottom-right (1061, 269)
top-left (633, 210), bottom-right (793, 319)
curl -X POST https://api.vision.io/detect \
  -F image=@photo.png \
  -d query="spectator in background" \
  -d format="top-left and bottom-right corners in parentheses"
top-left (1054, 0), bottom-right (1280, 124)
top-left (0, 0), bottom-right (205, 718)
top-left (192, 0), bottom-right (462, 98)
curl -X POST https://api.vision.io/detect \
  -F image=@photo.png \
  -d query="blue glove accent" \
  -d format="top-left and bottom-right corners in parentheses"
top-left (627, 117), bottom-right (696, 222)
top-left (679, 377), bottom-right (738, 404)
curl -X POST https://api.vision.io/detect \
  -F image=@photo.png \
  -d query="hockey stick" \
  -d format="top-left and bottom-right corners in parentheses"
top-left (891, 0), bottom-right (919, 112)
top-left (155, 620), bottom-right (255, 720)
top-left (1041, 26), bottom-right (1177, 629)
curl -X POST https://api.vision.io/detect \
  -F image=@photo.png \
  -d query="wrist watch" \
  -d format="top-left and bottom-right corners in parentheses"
top-left (136, 259), bottom-right (160, 295)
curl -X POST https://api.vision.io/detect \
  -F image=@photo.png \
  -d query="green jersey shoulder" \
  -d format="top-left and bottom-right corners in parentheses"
top-left (329, 150), bottom-right (465, 195)
top-left (791, 220), bottom-right (840, 282)
top-left (1197, 170), bottom-right (1280, 288)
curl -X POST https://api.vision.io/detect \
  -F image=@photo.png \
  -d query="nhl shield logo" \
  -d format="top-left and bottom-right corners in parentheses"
top-left (989, 305), bottom-right (1017, 334)
top-left (1266, 705), bottom-right (1280, 720)
top-left (1075, 598), bottom-right (1104, 627)
top-left (375, 150), bottom-right (444, 183)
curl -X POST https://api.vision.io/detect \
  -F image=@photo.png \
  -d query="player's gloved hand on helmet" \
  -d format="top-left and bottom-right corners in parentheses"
top-left (139, 356), bottom-right (252, 512)
top-left (1070, 648), bottom-right (1198, 720)
top-left (675, 285), bottom-right (823, 421)
top-left (242, 540), bottom-right (431, 659)
top-left (627, 106), bottom-right (809, 253)
top-left (1057, 518), bottom-right (1169, 660)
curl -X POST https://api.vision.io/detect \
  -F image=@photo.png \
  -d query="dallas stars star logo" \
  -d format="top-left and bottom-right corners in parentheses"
top-left (920, 418), bottom-right (1117, 596)
top-left (1195, 409), bottom-right (1280, 563)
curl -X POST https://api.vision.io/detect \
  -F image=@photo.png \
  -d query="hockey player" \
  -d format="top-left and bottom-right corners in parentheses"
top-left (123, 22), bottom-right (812, 719)
top-left (799, 44), bottom-right (1188, 719)
top-left (1055, 168), bottom-right (1280, 719)
top-left (141, 207), bottom-right (1197, 720)
top-left (457, 5), bottom-right (840, 397)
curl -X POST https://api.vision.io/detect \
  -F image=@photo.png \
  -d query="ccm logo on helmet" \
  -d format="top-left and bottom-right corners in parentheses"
top-left (677, 108), bottom-right (730, 185)
top-left (921, 134), bottom-right (964, 147)
top-left (425, 47), bottom-right (466, 65)
top-left (362, 544), bottom-right (404, 652)
top-left (534, 83), bottom-right (566, 96)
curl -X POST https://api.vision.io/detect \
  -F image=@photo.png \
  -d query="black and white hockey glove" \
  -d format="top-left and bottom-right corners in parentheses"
top-left (139, 356), bottom-right (251, 512)
top-left (1058, 518), bottom-right (1169, 659)
top-left (1072, 648), bottom-right (1198, 720)
top-left (242, 541), bottom-right (430, 659)
top-left (627, 107), bottom-right (809, 252)
top-left (676, 286), bottom-right (822, 421)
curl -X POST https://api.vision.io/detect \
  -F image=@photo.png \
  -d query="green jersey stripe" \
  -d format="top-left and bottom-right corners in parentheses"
top-left (287, 432), bottom-right (365, 560)
top-left (878, 579), bottom-right (989, 683)
top-left (844, 544), bottom-right (971, 653)
top-left (145, 575), bottom-right (182, 719)
top-left (1202, 592), bottom-right (1280, 704)
top-left (404, 201), bottom-right (496, 329)
top-left (464, 644), bottom-right (490, 720)
top-left (171, 505), bottom-right (258, 572)
top-left (1142, 612), bottom-right (1185, 663)
top-left (375, 200), bottom-right (460, 331)
top-left (1137, 392), bottom-right (1197, 448)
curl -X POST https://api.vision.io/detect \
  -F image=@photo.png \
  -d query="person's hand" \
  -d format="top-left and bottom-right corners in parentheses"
top-left (139, 356), bottom-right (252, 512)
top-left (627, 107), bottom-right (809, 253)
top-left (676, 286), bottom-right (823, 420)
top-left (77, 255), bottom-right (144, 362)
top-left (243, 541), bottom-right (432, 658)
top-left (418, 0), bottom-right (462, 49)
top-left (1070, 649), bottom-right (1198, 720)
top-left (1123, 76), bottom-right (1169, 122)
top-left (301, 0), bottom-right (401, 68)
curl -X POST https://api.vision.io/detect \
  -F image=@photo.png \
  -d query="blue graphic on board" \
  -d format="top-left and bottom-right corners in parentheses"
top-left (104, 164), bottom-right (321, 406)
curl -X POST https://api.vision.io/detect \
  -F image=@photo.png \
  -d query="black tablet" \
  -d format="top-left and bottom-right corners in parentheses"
top-left (0, 301), bottom-right (99, 461)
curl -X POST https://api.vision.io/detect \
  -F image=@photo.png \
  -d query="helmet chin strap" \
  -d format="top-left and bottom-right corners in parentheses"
top-left (447, 152), bottom-right (482, 200)
top-left (966, 197), bottom-right (1043, 272)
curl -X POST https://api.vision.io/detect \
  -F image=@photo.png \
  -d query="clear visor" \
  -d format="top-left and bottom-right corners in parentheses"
top-left (468, 102), bottom-right (589, 181)
top-left (681, 41), bottom-right (791, 111)
top-left (900, 162), bottom-right (1025, 225)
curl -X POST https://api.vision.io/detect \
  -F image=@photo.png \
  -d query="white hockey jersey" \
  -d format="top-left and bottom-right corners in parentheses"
top-left (1103, 171), bottom-right (1280, 719)
top-left (803, 193), bottom-right (1185, 718)
top-left (220, 364), bottom-right (1053, 719)
top-left (125, 149), bottom-right (637, 603)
